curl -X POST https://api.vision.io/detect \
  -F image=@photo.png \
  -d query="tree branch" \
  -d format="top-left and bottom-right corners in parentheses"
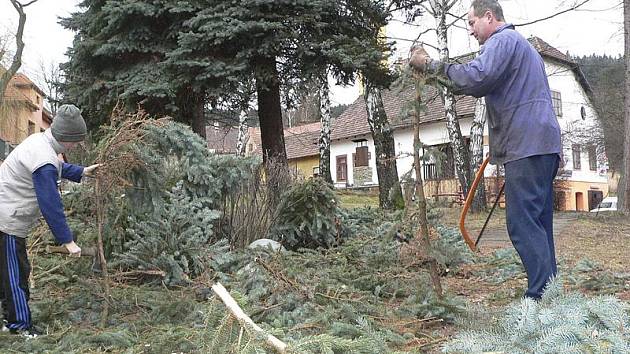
top-left (21, 0), bottom-right (40, 7)
top-left (0, 0), bottom-right (29, 100)
top-left (444, 0), bottom-right (460, 12)
top-left (212, 282), bottom-right (288, 353)
top-left (514, 0), bottom-right (592, 27)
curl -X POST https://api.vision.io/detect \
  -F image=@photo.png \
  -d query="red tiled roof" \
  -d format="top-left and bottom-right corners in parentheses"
top-left (245, 122), bottom-right (321, 159)
top-left (12, 73), bottom-right (46, 96)
top-left (331, 85), bottom-right (476, 141)
top-left (285, 130), bottom-right (320, 160)
top-left (205, 125), bottom-right (239, 154)
top-left (285, 121), bottom-right (320, 134)
top-left (528, 36), bottom-right (573, 64)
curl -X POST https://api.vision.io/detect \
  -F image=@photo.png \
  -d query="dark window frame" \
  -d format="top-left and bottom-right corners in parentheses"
top-left (336, 155), bottom-right (347, 182)
top-left (551, 90), bottom-right (562, 117)
top-left (572, 144), bottom-right (581, 170)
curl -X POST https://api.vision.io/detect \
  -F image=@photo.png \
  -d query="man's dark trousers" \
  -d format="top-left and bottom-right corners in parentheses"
top-left (0, 232), bottom-right (32, 330)
top-left (504, 154), bottom-right (560, 299)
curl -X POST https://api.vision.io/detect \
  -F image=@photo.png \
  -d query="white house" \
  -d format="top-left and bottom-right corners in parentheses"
top-left (328, 37), bottom-right (608, 211)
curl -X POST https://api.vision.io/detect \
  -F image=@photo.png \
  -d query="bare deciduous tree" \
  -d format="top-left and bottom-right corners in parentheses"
top-left (0, 0), bottom-right (40, 101)
top-left (37, 60), bottom-right (63, 115)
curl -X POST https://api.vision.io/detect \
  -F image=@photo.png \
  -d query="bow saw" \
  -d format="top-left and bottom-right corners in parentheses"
top-left (458, 157), bottom-right (505, 252)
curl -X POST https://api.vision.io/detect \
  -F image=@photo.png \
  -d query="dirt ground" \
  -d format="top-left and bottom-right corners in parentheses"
top-left (414, 208), bottom-right (630, 352)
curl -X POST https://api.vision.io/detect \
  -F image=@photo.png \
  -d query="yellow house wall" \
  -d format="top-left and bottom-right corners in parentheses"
top-left (0, 103), bottom-right (30, 144)
top-left (289, 156), bottom-right (319, 178)
top-left (557, 180), bottom-right (609, 211)
top-left (1, 80), bottom-right (47, 146)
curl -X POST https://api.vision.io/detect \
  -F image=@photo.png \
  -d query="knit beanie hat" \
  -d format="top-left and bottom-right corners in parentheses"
top-left (51, 104), bottom-right (87, 142)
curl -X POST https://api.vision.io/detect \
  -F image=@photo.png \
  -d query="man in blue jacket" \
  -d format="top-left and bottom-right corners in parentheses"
top-left (0, 104), bottom-right (99, 337)
top-left (409, 0), bottom-right (561, 299)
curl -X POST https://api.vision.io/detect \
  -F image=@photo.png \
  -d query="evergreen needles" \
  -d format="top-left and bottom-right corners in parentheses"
top-left (442, 278), bottom-right (630, 353)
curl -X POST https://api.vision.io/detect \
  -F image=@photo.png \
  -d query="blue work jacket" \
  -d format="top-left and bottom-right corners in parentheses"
top-left (440, 24), bottom-right (562, 165)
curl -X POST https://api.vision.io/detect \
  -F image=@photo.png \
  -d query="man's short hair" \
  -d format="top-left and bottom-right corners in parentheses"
top-left (471, 0), bottom-right (505, 21)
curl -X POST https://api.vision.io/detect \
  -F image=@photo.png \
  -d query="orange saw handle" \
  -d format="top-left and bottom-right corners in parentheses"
top-left (458, 157), bottom-right (490, 252)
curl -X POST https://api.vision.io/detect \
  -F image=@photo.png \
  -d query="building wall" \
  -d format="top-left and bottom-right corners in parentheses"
top-left (289, 155), bottom-right (320, 179)
top-left (0, 75), bottom-right (48, 156)
top-left (555, 180), bottom-right (609, 211)
top-left (328, 59), bottom-right (608, 211)
top-left (330, 118), bottom-right (476, 188)
top-left (545, 61), bottom-right (608, 184)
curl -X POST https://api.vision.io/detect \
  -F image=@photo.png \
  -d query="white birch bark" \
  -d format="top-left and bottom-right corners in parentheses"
top-left (430, 0), bottom-right (472, 198)
top-left (470, 97), bottom-right (487, 210)
top-left (318, 73), bottom-right (333, 183)
top-left (236, 109), bottom-right (249, 156)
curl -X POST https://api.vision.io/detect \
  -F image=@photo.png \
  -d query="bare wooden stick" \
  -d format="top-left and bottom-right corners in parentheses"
top-left (211, 282), bottom-right (287, 353)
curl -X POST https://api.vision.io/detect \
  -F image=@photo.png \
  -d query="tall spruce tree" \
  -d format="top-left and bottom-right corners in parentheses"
top-left (167, 0), bottom-right (391, 164)
top-left (60, 1), bottom-right (208, 135)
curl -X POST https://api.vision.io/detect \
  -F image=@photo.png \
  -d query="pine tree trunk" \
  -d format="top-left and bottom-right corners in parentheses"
top-left (191, 93), bottom-right (206, 139)
top-left (255, 56), bottom-right (288, 165)
top-left (413, 81), bottom-right (443, 298)
top-left (318, 73), bottom-right (333, 184)
top-left (363, 79), bottom-right (402, 209)
top-left (236, 109), bottom-right (249, 157)
top-left (621, 0), bottom-right (630, 213)
top-left (469, 98), bottom-right (487, 212)
top-left (432, 0), bottom-right (472, 200)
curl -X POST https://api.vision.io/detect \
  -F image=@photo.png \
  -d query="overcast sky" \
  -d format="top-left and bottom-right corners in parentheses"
top-left (0, 0), bottom-right (623, 106)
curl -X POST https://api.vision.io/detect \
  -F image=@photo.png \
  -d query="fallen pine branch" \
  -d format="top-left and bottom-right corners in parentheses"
top-left (211, 282), bottom-right (288, 353)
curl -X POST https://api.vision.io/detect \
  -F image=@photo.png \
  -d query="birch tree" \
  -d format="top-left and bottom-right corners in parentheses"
top-left (620, 0), bottom-right (630, 213)
top-left (318, 72), bottom-right (333, 184)
top-left (425, 0), bottom-right (473, 202)
top-left (469, 97), bottom-right (487, 211)
top-left (0, 0), bottom-right (40, 101)
top-left (236, 109), bottom-right (249, 157)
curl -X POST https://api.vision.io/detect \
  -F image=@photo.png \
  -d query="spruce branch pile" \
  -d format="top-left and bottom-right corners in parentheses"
top-left (443, 278), bottom-right (630, 353)
top-left (270, 178), bottom-right (348, 250)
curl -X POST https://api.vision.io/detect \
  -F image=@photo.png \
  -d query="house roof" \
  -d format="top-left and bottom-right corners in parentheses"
top-left (330, 36), bottom-right (592, 142)
top-left (1, 72), bottom-right (44, 111)
top-left (11, 73), bottom-right (46, 97)
top-left (528, 36), bottom-right (572, 65)
top-left (330, 85), bottom-right (476, 141)
top-left (248, 122), bottom-right (321, 160)
top-left (205, 125), bottom-right (239, 154)
top-left (285, 130), bottom-right (320, 159)
top-left (205, 121), bottom-right (322, 159)
top-left (527, 36), bottom-right (593, 97)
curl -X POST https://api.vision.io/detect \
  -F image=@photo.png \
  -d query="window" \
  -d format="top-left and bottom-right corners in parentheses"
top-left (312, 166), bottom-right (320, 177)
top-left (353, 146), bottom-right (369, 167)
top-left (572, 144), bottom-right (581, 170)
top-left (336, 155), bottom-right (347, 181)
top-left (588, 146), bottom-right (597, 171)
top-left (551, 90), bottom-right (562, 117)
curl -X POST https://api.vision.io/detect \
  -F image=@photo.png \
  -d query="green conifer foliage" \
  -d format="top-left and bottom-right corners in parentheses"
top-left (113, 184), bottom-right (222, 285)
top-left (443, 278), bottom-right (630, 353)
top-left (60, 0), bottom-right (198, 130)
top-left (270, 178), bottom-right (348, 250)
